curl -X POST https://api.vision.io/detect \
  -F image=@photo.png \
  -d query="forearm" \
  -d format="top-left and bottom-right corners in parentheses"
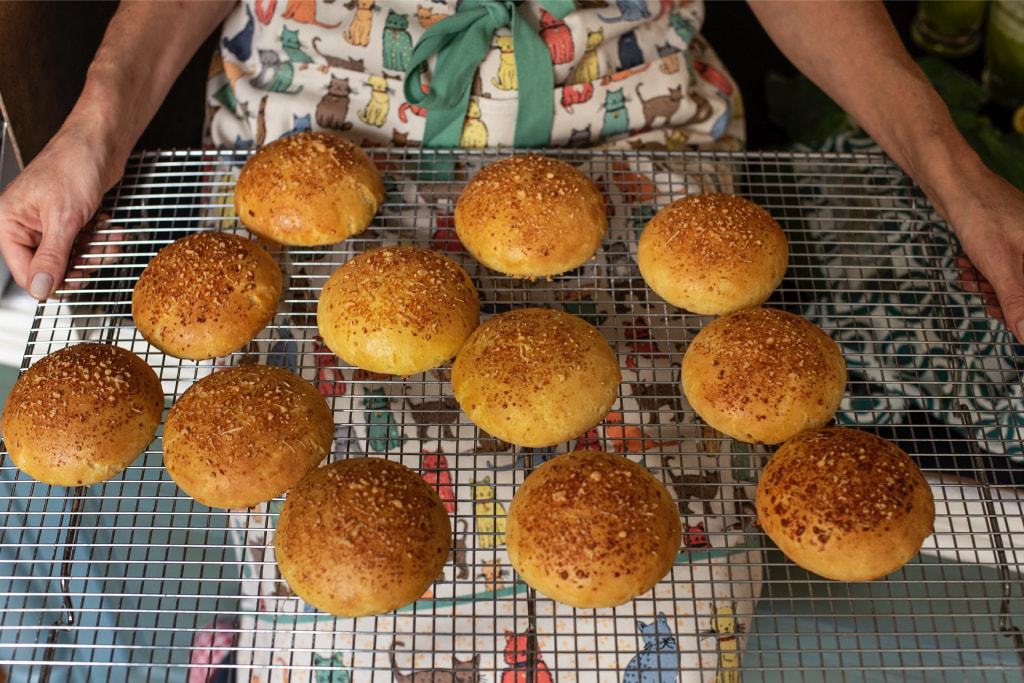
top-left (747, 0), bottom-right (983, 221)
top-left (63, 0), bottom-right (235, 189)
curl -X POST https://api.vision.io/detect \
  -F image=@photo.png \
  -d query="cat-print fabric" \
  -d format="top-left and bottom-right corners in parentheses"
top-left (205, 0), bottom-right (745, 152)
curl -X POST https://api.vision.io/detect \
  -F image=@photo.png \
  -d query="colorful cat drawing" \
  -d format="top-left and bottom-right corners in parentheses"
top-left (617, 30), bottom-right (645, 70)
top-left (623, 613), bottom-right (679, 683)
top-left (390, 642), bottom-right (481, 683)
top-left (279, 113), bottom-right (312, 138)
top-left (491, 35), bottom-right (518, 91)
top-left (358, 74), bottom-right (391, 127)
top-left (421, 452), bottom-right (456, 514)
top-left (312, 37), bottom-right (365, 72)
top-left (282, 0), bottom-right (344, 28)
top-left (312, 652), bottom-right (352, 683)
top-left (472, 478), bottom-right (507, 548)
top-left (222, 4), bottom-right (255, 61)
top-left (573, 28), bottom-right (604, 84)
top-left (316, 75), bottom-right (354, 130)
top-left (707, 604), bottom-right (741, 683)
top-left (382, 10), bottom-right (414, 71)
top-left (601, 88), bottom-right (630, 138)
top-left (280, 25), bottom-right (313, 65)
top-left (459, 99), bottom-right (488, 149)
top-left (600, 0), bottom-right (653, 23)
top-left (250, 50), bottom-right (303, 94)
top-left (540, 8), bottom-right (574, 64)
top-left (500, 631), bottom-right (554, 683)
top-left (635, 82), bottom-right (683, 129)
top-left (362, 387), bottom-right (403, 451)
top-left (344, 0), bottom-right (377, 47)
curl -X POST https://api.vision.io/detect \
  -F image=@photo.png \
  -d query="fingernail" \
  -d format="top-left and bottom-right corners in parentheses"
top-left (1017, 320), bottom-right (1024, 345)
top-left (28, 272), bottom-right (53, 300)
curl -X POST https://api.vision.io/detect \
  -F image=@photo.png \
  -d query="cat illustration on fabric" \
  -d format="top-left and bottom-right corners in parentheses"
top-left (500, 631), bottom-right (554, 683)
top-left (358, 74), bottom-right (392, 127)
top-left (491, 35), bottom-right (518, 91)
top-left (316, 75), bottom-right (354, 130)
top-left (250, 50), bottom-right (303, 94)
top-left (601, 88), bottom-right (630, 138)
top-left (600, 0), bottom-right (653, 23)
top-left (343, 0), bottom-right (378, 47)
top-left (312, 36), bottom-right (366, 72)
top-left (390, 642), bottom-right (481, 683)
top-left (282, 0), bottom-right (344, 28)
top-left (459, 99), bottom-right (488, 148)
top-left (382, 10), bottom-right (414, 71)
top-left (540, 8), bottom-right (574, 64)
top-left (573, 28), bottom-right (604, 84)
top-left (280, 25), bottom-right (314, 65)
top-left (623, 613), bottom-right (679, 683)
top-left (472, 477), bottom-right (506, 548)
top-left (311, 652), bottom-right (351, 683)
top-left (705, 604), bottom-right (742, 683)
top-left (222, 3), bottom-right (255, 61)
top-left (635, 82), bottom-right (683, 128)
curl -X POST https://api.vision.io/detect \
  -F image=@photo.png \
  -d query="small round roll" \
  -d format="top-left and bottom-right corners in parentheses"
top-left (680, 307), bottom-right (846, 444)
top-left (234, 131), bottom-right (384, 246)
top-left (317, 245), bottom-right (480, 376)
top-left (756, 427), bottom-right (935, 581)
top-left (637, 193), bottom-right (788, 315)
top-left (451, 308), bottom-right (621, 448)
top-left (506, 450), bottom-right (681, 608)
top-left (275, 457), bottom-right (452, 617)
top-left (1, 343), bottom-right (163, 486)
top-left (132, 231), bottom-right (282, 360)
top-left (454, 154), bottom-right (607, 277)
top-left (163, 364), bottom-right (333, 509)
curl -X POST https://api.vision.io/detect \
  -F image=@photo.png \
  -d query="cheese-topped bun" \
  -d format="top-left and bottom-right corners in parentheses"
top-left (163, 364), bottom-right (333, 509)
top-left (1, 343), bottom-right (163, 486)
top-left (757, 427), bottom-right (935, 581)
top-left (317, 245), bottom-right (480, 376)
top-left (234, 131), bottom-right (384, 246)
top-left (681, 307), bottom-right (846, 444)
top-left (451, 308), bottom-right (621, 448)
top-left (454, 154), bottom-right (607, 277)
top-left (637, 193), bottom-right (788, 315)
top-left (506, 450), bottom-right (681, 608)
top-left (132, 231), bottom-right (281, 360)
top-left (275, 457), bottom-right (452, 617)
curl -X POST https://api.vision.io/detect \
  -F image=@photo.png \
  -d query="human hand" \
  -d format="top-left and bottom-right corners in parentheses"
top-left (0, 126), bottom-right (115, 300)
top-left (944, 171), bottom-right (1024, 345)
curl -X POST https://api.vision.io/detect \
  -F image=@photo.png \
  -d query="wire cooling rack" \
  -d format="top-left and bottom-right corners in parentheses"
top-left (2, 147), bottom-right (1023, 683)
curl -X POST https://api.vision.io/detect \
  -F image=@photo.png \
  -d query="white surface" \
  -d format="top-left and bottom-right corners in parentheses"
top-left (0, 284), bottom-right (34, 368)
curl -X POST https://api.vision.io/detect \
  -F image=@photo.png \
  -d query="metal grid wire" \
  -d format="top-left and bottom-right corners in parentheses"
top-left (1, 147), bottom-right (1023, 682)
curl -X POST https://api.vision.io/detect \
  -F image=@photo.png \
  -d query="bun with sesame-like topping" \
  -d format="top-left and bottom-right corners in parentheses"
top-left (275, 457), bottom-right (452, 617)
top-left (1, 343), bottom-right (163, 486)
top-left (234, 131), bottom-right (384, 246)
top-left (506, 450), bottom-right (682, 608)
top-left (317, 245), bottom-right (480, 376)
top-left (756, 427), bottom-right (934, 581)
top-left (454, 154), bottom-right (607, 277)
top-left (451, 308), bottom-right (621, 448)
top-left (162, 364), bottom-right (333, 509)
top-left (681, 307), bottom-right (846, 445)
top-left (637, 193), bottom-right (788, 315)
top-left (132, 231), bottom-right (282, 360)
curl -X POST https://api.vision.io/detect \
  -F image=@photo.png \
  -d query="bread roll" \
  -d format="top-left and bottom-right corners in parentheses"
top-left (275, 457), bottom-right (452, 617)
top-left (132, 231), bottom-right (281, 360)
top-left (1, 343), bottom-right (163, 486)
top-left (637, 193), bottom-right (788, 315)
top-left (681, 307), bottom-right (846, 444)
top-left (163, 364), bottom-right (333, 509)
top-left (451, 308), bottom-right (621, 448)
top-left (454, 154), bottom-right (607, 277)
top-left (756, 427), bottom-right (935, 581)
top-left (234, 131), bottom-right (384, 246)
top-left (317, 245), bottom-right (480, 376)
top-left (506, 450), bottom-right (681, 608)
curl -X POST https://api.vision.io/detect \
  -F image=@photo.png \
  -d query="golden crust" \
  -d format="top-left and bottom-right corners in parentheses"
top-left (163, 364), bottom-right (333, 509)
top-left (451, 308), bottom-right (621, 448)
top-left (637, 193), bottom-right (788, 315)
top-left (756, 427), bottom-right (935, 581)
top-left (454, 154), bottom-right (607, 277)
top-left (506, 450), bottom-right (681, 608)
top-left (1, 343), bottom-right (163, 486)
top-left (132, 231), bottom-right (282, 360)
top-left (317, 245), bottom-right (480, 376)
top-left (681, 307), bottom-right (846, 444)
top-left (275, 457), bottom-right (452, 617)
top-left (234, 132), bottom-right (384, 246)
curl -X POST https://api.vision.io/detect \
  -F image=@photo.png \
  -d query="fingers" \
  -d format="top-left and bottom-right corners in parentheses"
top-left (25, 212), bottom-right (87, 300)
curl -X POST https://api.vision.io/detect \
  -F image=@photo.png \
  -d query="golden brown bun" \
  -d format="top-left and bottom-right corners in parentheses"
top-left (757, 427), bottom-right (935, 581)
top-left (132, 231), bottom-right (282, 360)
top-left (454, 154), bottom-right (607, 277)
top-left (1, 343), bottom-right (163, 486)
top-left (681, 307), bottom-right (846, 445)
top-left (637, 193), bottom-right (788, 315)
top-left (275, 457), bottom-right (451, 617)
top-left (451, 308), bottom-right (621, 448)
top-left (163, 364), bottom-right (333, 509)
top-left (506, 450), bottom-right (681, 608)
top-left (234, 131), bottom-right (384, 246)
top-left (317, 245), bottom-right (480, 376)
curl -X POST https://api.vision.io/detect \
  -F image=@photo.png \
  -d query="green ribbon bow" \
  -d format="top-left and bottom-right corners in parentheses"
top-left (403, 0), bottom-right (574, 149)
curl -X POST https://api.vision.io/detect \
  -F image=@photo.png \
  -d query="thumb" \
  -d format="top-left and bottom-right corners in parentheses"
top-left (26, 220), bottom-right (84, 300)
top-left (999, 289), bottom-right (1024, 347)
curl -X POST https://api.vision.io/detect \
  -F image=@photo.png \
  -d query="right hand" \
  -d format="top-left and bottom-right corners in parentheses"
top-left (0, 125), bottom-right (115, 300)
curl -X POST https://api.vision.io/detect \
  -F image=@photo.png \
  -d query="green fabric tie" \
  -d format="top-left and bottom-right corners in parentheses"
top-left (403, 0), bottom-right (573, 149)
